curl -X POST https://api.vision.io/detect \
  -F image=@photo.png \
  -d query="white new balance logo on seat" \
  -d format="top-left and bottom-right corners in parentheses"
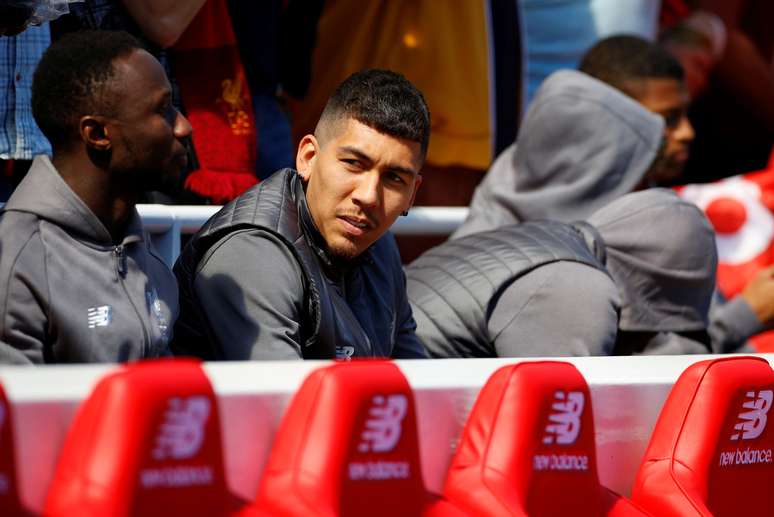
top-left (731, 390), bottom-right (773, 441)
top-left (152, 396), bottom-right (211, 460)
top-left (357, 394), bottom-right (408, 453)
top-left (542, 391), bottom-right (584, 445)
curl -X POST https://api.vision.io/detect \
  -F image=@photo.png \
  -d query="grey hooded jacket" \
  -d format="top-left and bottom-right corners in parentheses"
top-left (0, 156), bottom-right (178, 364)
top-left (408, 190), bottom-right (716, 358)
top-left (173, 168), bottom-right (426, 361)
top-left (453, 70), bottom-right (664, 239)
top-left (407, 221), bottom-right (618, 358)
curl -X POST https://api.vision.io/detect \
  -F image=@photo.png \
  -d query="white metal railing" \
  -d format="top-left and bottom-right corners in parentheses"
top-left (137, 204), bottom-right (469, 265)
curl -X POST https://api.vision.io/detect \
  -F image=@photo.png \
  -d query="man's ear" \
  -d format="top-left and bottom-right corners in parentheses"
top-left (407, 173), bottom-right (423, 210)
top-left (296, 134), bottom-right (319, 182)
top-left (80, 116), bottom-right (111, 152)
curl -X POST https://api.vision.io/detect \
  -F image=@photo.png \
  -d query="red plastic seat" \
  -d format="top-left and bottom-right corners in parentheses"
top-left (244, 361), bottom-right (464, 517)
top-left (44, 359), bottom-right (246, 517)
top-left (0, 382), bottom-right (33, 516)
top-left (441, 361), bottom-right (646, 516)
top-left (632, 356), bottom-right (774, 516)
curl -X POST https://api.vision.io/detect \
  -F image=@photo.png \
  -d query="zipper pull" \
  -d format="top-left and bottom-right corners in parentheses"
top-left (114, 245), bottom-right (127, 277)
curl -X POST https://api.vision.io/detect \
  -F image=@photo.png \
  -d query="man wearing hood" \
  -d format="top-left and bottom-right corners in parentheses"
top-left (0, 31), bottom-right (190, 363)
top-left (451, 69), bottom-right (665, 239)
top-left (407, 189), bottom-right (716, 357)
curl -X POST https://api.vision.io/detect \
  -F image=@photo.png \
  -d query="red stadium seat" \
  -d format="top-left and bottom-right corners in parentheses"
top-left (440, 361), bottom-right (647, 516)
top-left (44, 359), bottom-right (246, 517)
top-left (0, 382), bottom-right (33, 516)
top-left (632, 356), bottom-right (774, 516)
top-left (244, 361), bottom-right (464, 517)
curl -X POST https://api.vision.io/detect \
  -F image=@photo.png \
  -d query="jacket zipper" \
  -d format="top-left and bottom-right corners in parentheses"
top-left (114, 244), bottom-right (151, 357)
top-left (340, 272), bottom-right (373, 355)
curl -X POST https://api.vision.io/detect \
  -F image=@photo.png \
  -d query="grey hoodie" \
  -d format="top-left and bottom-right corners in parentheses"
top-left (589, 189), bottom-right (717, 354)
top-left (0, 156), bottom-right (178, 364)
top-left (453, 69), bottom-right (664, 239)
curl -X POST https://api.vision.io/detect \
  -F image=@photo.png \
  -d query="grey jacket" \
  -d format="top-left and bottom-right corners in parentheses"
top-left (408, 190), bottom-right (716, 358)
top-left (453, 70), bottom-right (664, 239)
top-left (0, 156), bottom-right (178, 364)
top-left (407, 221), bottom-right (618, 357)
top-left (173, 168), bottom-right (426, 361)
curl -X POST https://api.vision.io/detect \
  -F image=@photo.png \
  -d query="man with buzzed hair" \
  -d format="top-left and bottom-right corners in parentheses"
top-left (0, 30), bottom-right (191, 363)
top-left (174, 69), bottom-right (429, 360)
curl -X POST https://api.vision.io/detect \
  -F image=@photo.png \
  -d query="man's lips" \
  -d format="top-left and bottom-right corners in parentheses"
top-left (338, 215), bottom-right (375, 236)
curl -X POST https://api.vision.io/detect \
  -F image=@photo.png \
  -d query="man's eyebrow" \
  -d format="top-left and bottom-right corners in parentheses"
top-left (338, 145), bottom-right (417, 177)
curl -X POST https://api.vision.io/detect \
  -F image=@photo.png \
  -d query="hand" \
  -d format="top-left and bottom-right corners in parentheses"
top-left (740, 265), bottom-right (774, 325)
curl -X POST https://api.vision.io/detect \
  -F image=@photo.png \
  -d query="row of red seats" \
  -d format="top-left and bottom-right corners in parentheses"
top-left (1, 356), bottom-right (772, 516)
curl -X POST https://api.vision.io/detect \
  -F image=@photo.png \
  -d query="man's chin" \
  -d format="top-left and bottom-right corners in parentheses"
top-left (327, 237), bottom-right (366, 262)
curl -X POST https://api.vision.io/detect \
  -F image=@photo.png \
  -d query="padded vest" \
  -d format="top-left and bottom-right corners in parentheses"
top-left (173, 168), bottom-right (407, 360)
top-left (406, 221), bottom-right (607, 357)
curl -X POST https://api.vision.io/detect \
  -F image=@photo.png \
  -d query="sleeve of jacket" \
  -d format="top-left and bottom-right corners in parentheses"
top-left (391, 266), bottom-right (428, 359)
top-left (0, 229), bottom-right (48, 364)
top-left (707, 294), bottom-right (762, 353)
top-left (192, 230), bottom-right (307, 360)
top-left (488, 262), bottom-right (620, 357)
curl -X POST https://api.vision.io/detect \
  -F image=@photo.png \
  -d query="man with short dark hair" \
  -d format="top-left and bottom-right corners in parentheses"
top-left (0, 30), bottom-right (191, 363)
top-left (174, 69), bottom-right (429, 360)
top-left (579, 35), bottom-right (695, 185)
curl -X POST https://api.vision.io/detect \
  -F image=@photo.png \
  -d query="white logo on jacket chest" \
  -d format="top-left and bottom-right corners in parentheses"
top-left (87, 305), bottom-right (112, 328)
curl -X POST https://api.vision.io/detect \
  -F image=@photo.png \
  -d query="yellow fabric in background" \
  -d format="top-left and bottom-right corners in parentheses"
top-left (292, 0), bottom-right (492, 170)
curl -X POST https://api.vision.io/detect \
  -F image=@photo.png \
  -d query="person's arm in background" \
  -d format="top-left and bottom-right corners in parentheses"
top-left (695, 0), bottom-right (774, 132)
top-left (120, 0), bottom-right (207, 48)
top-left (709, 265), bottom-right (774, 352)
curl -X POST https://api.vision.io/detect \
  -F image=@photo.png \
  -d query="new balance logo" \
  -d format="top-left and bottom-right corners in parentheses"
top-left (357, 394), bottom-right (408, 453)
top-left (731, 390), bottom-right (773, 441)
top-left (542, 391), bottom-right (584, 445)
top-left (87, 305), bottom-right (112, 328)
top-left (152, 396), bottom-right (211, 460)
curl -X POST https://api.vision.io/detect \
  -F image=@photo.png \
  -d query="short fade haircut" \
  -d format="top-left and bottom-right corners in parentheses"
top-left (32, 30), bottom-right (142, 150)
top-left (579, 35), bottom-right (684, 98)
top-left (315, 69), bottom-right (431, 159)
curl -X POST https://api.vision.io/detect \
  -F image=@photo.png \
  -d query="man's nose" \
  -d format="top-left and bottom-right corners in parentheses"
top-left (174, 109), bottom-right (193, 139)
top-left (674, 115), bottom-right (695, 144)
top-left (352, 171), bottom-right (380, 208)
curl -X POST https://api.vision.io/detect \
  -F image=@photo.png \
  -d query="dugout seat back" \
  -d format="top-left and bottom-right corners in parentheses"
top-left (632, 356), bottom-right (774, 517)
top-left (442, 361), bottom-right (646, 516)
top-left (0, 382), bottom-right (32, 516)
top-left (253, 361), bottom-right (462, 516)
top-left (44, 359), bottom-right (245, 517)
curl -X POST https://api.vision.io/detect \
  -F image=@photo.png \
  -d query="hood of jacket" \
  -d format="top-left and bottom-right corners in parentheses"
top-left (3, 155), bottom-right (142, 244)
top-left (454, 69), bottom-right (664, 238)
top-left (588, 188), bottom-right (717, 332)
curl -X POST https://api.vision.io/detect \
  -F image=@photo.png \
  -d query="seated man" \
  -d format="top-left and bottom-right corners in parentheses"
top-left (0, 31), bottom-right (190, 363)
top-left (174, 69), bottom-right (428, 360)
top-left (407, 189), bottom-right (717, 357)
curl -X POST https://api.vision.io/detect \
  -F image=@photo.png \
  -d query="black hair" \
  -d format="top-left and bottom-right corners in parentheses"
top-left (316, 69), bottom-right (431, 158)
top-left (579, 35), bottom-right (684, 97)
top-left (32, 30), bottom-right (142, 149)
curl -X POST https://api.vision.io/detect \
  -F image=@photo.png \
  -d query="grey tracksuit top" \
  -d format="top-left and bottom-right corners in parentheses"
top-left (0, 156), bottom-right (178, 364)
top-left (172, 168), bottom-right (426, 361)
top-left (408, 190), bottom-right (717, 358)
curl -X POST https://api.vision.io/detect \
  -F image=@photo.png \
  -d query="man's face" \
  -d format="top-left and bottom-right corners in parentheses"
top-left (297, 118), bottom-right (423, 260)
top-left (630, 77), bottom-right (695, 185)
top-left (104, 49), bottom-right (192, 193)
